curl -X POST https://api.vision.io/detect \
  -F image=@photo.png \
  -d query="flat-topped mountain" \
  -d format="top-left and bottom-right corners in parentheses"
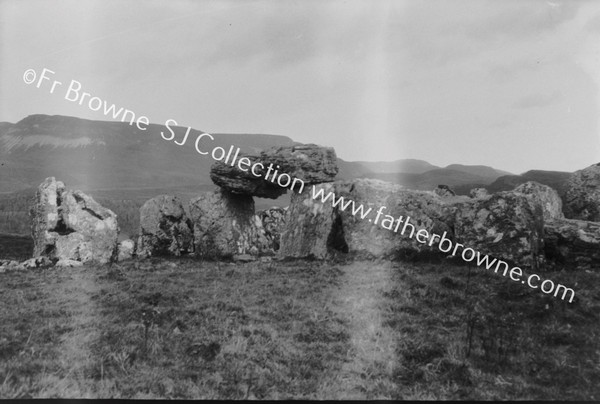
top-left (0, 114), bottom-right (522, 236)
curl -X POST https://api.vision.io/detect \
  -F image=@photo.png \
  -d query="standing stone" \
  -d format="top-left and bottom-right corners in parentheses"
top-left (137, 195), bottom-right (193, 257)
top-left (30, 177), bottom-right (119, 264)
top-left (279, 183), bottom-right (338, 259)
top-left (563, 163), bottom-right (600, 222)
top-left (513, 181), bottom-right (564, 222)
top-left (30, 177), bottom-right (65, 257)
top-left (453, 191), bottom-right (545, 270)
top-left (189, 189), bottom-right (268, 259)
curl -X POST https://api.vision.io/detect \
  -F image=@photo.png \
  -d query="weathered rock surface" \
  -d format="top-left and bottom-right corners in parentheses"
top-left (257, 207), bottom-right (287, 253)
top-left (433, 184), bottom-right (456, 198)
top-left (544, 218), bottom-right (600, 270)
top-left (279, 183), bottom-right (338, 259)
top-left (21, 256), bottom-right (52, 269)
top-left (137, 195), bottom-right (193, 257)
top-left (453, 191), bottom-right (545, 270)
top-left (30, 177), bottom-right (65, 257)
top-left (335, 180), bottom-right (454, 259)
top-left (513, 181), bottom-right (564, 222)
top-left (469, 188), bottom-right (489, 199)
top-left (117, 239), bottom-right (135, 261)
top-left (30, 177), bottom-right (119, 264)
top-left (280, 178), bottom-right (546, 269)
top-left (189, 190), bottom-right (269, 259)
top-left (210, 153), bottom-right (288, 199)
top-left (261, 144), bottom-right (338, 184)
top-left (279, 179), bottom-right (455, 259)
top-left (563, 163), bottom-right (600, 222)
top-left (210, 144), bottom-right (338, 198)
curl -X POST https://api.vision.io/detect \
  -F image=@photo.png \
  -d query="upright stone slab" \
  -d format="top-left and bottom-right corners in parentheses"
top-left (189, 189), bottom-right (268, 259)
top-left (30, 177), bottom-right (65, 257)
top-left (279, 183), bottom-right (338, 259)
top-left (453, 191), bottom-right (545, 270)
top-left (513, 181), bottom-right (564, 222)
top-left (137, 195), bottom-right (193, 257)
top-left (30, 178), bottom-right (119, 264)
top-left (563, 163), bottom-right (600, 222)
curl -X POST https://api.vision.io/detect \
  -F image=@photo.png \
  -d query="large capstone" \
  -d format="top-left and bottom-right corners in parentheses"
top-left (210, 153), bottom-right (287, 199)
top-left (137, 195), bottom-right (193, 257)
top-left (210, 144), bottom-right (338, 198)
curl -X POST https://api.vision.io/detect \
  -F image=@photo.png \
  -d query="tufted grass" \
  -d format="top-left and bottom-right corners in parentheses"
top-left (384, 260), bottom-right (600, 400)
top-left (0, 237), bottom-right (598, 399)
top-left (0, 257), bottom-right (350, 399)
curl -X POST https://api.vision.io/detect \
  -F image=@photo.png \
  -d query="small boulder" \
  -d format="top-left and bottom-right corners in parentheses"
top-left (433, 185), bottom-right (456, 198)
top-left (117, 239), bottom-right (135, 261)
top-left (233, 254), bottom-right (256, 263)
top-left (22, 256), bottom-right (52, 269)
top-left (469, 188), bottom-right (489, 199)
top-left (137, 195), bottom-right (193, 258)
top-left (563, 163), bottom-right (600, 222)
top-left (55, 259), bottom-right (84, 268)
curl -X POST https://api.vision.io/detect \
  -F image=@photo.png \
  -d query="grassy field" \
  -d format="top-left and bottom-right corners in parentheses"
top-left (0, 250), bottom-right (599, 399)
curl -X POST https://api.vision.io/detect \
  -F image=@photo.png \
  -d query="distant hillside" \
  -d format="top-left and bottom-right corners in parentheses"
top-left (444, 164), bottom-right (512, 180)
top-left (361, 169), bottom-right (492, 192)
top-left (351, 159), bottom-right (439, 174)
top-left (0, 114), bottom-right (524, 236)
top-left (0, 114), bottom-right (298, 193)
top-left (487, 170), bottom-right (572, 196)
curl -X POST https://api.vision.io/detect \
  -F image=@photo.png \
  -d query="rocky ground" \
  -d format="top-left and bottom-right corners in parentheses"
top-left (0, 255), bottom-right (598, 400)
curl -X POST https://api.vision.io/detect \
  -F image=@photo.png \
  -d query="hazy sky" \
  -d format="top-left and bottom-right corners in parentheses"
top-left (1, 0), bottom-right (599, 173)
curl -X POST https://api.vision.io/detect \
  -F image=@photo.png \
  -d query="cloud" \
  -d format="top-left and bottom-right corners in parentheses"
top-left (512, 90), bottom-right (564, 109)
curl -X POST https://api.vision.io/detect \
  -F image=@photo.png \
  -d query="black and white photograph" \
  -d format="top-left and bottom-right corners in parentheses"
top-left (1, 0), bottom-right (600, 400)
